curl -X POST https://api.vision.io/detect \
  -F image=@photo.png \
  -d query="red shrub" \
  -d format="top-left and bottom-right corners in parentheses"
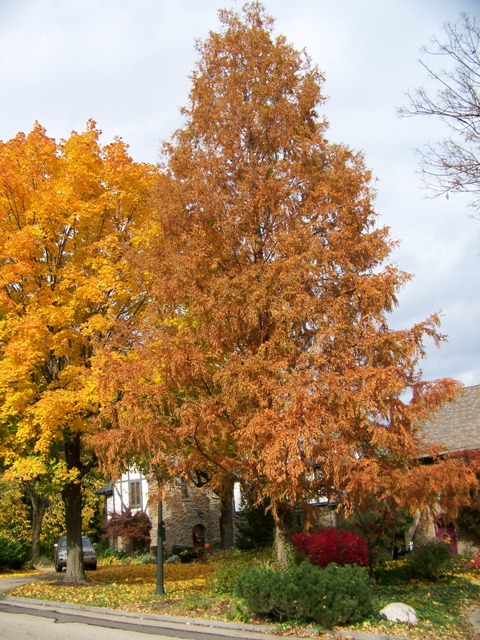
top-left (466, 550), bottom-right (480, 571)
top-left (103, 508), bottom-right (151, 554)
top-left (292, 528), bottom-right (368, 567)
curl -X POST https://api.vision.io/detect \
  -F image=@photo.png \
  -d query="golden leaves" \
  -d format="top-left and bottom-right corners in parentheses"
top-left (9, 562), bottom-right (216, 613)
top-left (0, 121), bottom-right (157, 472)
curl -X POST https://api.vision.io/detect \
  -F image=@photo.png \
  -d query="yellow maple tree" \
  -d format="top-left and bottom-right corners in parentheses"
top-left (0, 121), bottom-right (156, 579)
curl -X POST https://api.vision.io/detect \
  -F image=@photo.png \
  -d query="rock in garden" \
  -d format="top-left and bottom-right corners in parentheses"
top-left (380, 603), bottom-right (418, 624)
top-left (165, 554), bottom-right (181, 564)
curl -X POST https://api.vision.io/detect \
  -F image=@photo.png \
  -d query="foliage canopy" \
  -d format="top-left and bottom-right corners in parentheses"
top-left (0, 120), bottom-right (156, 579)
top-left (94, 3), bottom-right (478, 544)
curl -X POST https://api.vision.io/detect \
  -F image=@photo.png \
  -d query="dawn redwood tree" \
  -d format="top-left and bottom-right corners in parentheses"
top-left (0, 122), bottom-right (155, 580)
top-left (96, 3), bottom-right (478, 563)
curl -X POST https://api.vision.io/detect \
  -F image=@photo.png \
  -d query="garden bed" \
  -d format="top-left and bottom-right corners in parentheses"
top-left (3, 556), bottom-right (479, 640)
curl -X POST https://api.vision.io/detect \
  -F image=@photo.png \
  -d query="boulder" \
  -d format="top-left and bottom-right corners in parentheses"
top-left (165, 554), bottom-right (181, 564)
top-left (380, 602), bottom-right (418, 624)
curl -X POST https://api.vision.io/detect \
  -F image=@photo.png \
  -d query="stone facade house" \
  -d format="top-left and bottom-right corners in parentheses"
top-left (411, 384), bottom-right (480, 554)
top-left (99, 473), bottom-right (242, 554)
top-left (146, 476), bottom-right (223, 553)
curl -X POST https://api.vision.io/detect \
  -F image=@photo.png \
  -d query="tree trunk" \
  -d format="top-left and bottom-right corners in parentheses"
top-left (27, 483), bottom-right (50, 565)
top-left (219, 477), bottom-right (235, 549)
top-left (274, 505), bottom-right (292, 567)
top-left (62, 435), bottom-right (86, 582)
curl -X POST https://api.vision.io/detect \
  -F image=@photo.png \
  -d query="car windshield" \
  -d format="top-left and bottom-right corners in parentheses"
top-left (59, 536), bottom-right (92, 548)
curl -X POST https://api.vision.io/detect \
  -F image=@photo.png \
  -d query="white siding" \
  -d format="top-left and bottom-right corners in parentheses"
top-left (106, 470), bottom-right (149, 518)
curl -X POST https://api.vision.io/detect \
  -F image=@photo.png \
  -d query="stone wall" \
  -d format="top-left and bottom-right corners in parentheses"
top-left (146, 477), bottom-right (222, 554)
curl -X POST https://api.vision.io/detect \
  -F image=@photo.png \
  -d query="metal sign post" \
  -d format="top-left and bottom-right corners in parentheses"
top-left (155, 499), bottom-right (166, 596)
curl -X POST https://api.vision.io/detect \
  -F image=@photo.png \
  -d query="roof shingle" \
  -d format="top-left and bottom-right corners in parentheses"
top-left (421, 384), bottom-right (480, 454)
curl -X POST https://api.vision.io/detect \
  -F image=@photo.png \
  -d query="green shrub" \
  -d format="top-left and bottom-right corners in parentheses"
top-left (375, 558), bottom-right (413, 585)
top-left (235, 561), bottom-right (373, 628)
top-left (0, 535), bottom-right (30, 570)
top-left (235, 501), bottom-right (275, 551)
top-left (214, 548), bottom-right (275, 594)
top-left (131, 553), bottom-right (157, 565)
top-left (406, 541), bottom-right (454, 581)
top-left (95, 542), bottom-right (128, 565)
top-left (95, 541), bottom-right (126, 558)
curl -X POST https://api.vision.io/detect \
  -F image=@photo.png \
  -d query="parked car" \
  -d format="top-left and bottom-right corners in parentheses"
top-left (54, 535), bottom-right (97, 572)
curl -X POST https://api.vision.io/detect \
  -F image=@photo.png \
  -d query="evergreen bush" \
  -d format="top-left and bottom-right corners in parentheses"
top-left (406, 540), bottom-right (454, 581)
top-left (235, 561), bottom-right (373, 628)
top-left (235, 501), bottom-right (275, 551)
top-left (0, 535), bottom-right (30, 570)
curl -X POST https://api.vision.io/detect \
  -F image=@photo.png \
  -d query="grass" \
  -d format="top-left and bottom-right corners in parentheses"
top-left (362, 578), bottom-right (480, 640)
top-left (2, 554), bottom-right (479, 640)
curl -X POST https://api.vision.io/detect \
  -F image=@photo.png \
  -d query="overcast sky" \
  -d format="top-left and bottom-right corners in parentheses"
top-left (0, 0), bottom-right (479, 387)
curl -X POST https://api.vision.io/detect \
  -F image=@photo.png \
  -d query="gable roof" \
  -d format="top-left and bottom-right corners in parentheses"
top-left (421, 384), bottom-right (480, 455)
top-left (96, 480), bottom-right (114, 496)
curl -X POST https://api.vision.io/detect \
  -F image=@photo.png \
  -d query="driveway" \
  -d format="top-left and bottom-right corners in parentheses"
top-left (0, 569), bottom-right (58, 594)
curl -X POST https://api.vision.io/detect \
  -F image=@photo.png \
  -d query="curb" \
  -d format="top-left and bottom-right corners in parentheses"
top-left (1, 596), bottom-right (410, 640)
top-left (1, 595), bottom-right (275, 633)
top-left (1, 596), bottom-right (287, 640)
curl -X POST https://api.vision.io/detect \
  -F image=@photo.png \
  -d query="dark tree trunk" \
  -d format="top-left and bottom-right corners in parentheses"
top-left (62, 434), bottom-right (86, 582)
top-left (219, 477), bottom-right (235, 549)
top-left (27, 482), bottom-right (50, 565)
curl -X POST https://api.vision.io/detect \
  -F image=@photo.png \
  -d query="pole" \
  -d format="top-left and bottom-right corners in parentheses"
top-left (156, 499), bottom-right (165, 595)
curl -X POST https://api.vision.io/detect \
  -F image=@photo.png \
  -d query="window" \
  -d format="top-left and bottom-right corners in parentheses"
top-left (129, 480), bottom-right (142, 509)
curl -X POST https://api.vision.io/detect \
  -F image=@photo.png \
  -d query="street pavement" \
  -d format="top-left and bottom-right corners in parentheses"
top-left (0, 598), bottom-right (280, 640)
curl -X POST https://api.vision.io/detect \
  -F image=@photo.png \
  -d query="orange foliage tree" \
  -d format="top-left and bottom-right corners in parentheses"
top-left (94, 4), bottom-right (478, 562)
top-left (0, 121), bottom-right (155, 579)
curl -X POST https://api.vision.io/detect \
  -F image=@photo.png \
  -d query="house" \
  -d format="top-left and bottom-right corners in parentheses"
top-left (97, 469), bottom-right (149, 519)
top-left (411, 384), bottom-right (480, 553)
top-left (99, 472), bottom-right (244, 553)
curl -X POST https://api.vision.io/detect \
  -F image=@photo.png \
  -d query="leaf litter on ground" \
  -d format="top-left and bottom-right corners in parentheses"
top-left (4, 561), bottom-right (480, 640)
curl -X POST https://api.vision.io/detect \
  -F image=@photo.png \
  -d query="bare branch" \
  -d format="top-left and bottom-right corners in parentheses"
top-left (399, 13), bottom-right (480, 216)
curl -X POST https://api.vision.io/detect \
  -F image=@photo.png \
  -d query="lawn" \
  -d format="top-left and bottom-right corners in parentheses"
top-left (2, 556), bottom-right (479, 640)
